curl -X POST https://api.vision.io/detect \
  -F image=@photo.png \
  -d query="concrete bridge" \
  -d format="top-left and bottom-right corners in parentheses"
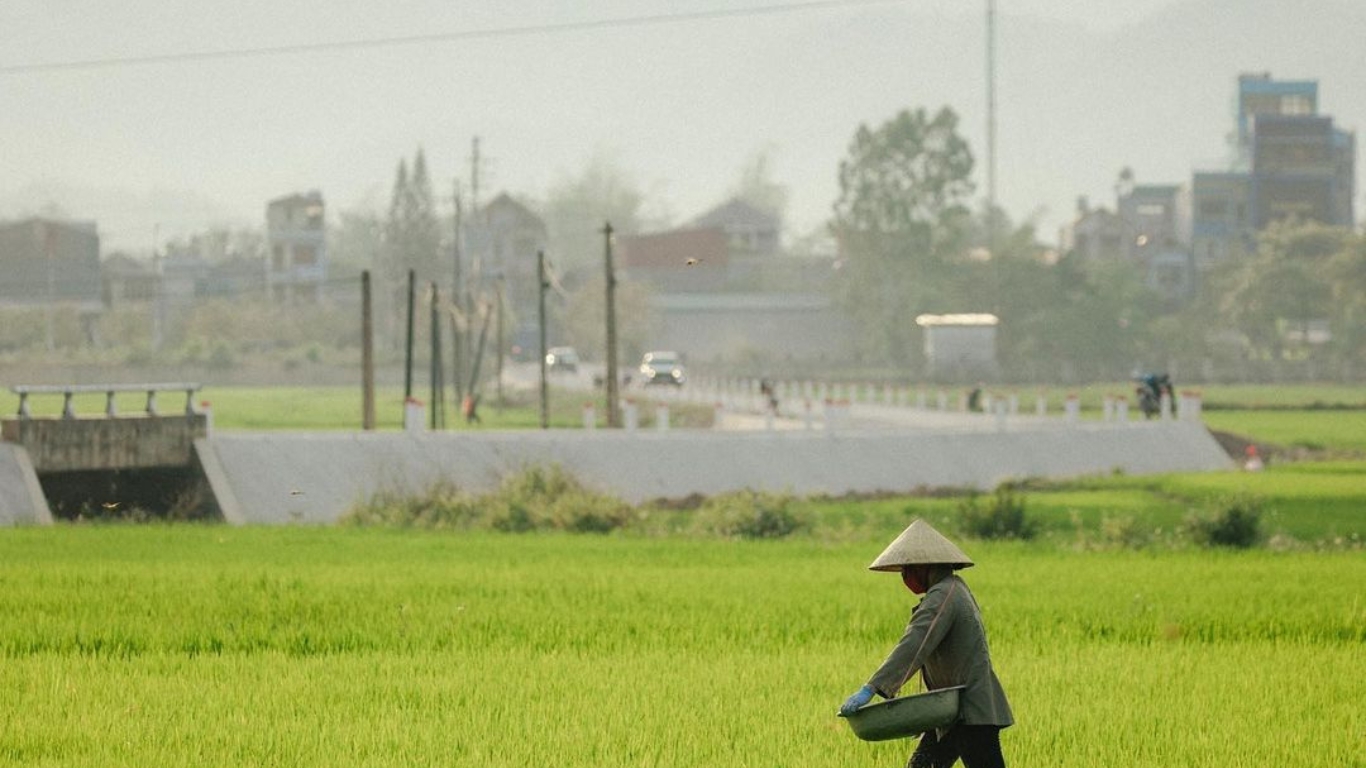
top-left (1, 384), bottom-right (207, 524)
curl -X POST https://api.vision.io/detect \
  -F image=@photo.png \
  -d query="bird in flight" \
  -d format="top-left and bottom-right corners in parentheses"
top-left (686, 258), bottom-right (701, 266)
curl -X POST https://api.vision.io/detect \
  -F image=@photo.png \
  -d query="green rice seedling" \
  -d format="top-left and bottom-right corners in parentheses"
top-left (0, 528), bottom-right (1362, 766)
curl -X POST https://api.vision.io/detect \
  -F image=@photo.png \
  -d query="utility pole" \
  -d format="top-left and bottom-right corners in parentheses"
top-left (986, 0), bottom-right (1001, 314)
top-left (430, 282), bottom-right (444, 429)
top-left (465, 138), bottom-right (481, 405)
top-left (404, 269), bottom-right (416, 401)
top-left (151, 223), bottom-right (165, 351)
top-left (495, 274), bottom-right (505, 411)
top-left (602, 222), bottom-right (620, 428)
top-left (537, 250), bottom-right (549, 430)
top-left (42, 221), bottom-right (55, 352)
top-left (470, 137), bottom-right (481, 216)
top-left (452, 179), bottom-right (465, 406)
top-left (361, 270), bottom-right (375, 430)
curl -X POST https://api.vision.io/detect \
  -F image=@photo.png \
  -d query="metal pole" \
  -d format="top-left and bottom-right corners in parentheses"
top-left (537, 250), bottom-right (549, 430)
top-left (43, 221), bottom-right (55, 352)
top-left (452, 181), bottom-right (465, 405)
top-left (430, 282), bottom-right (443, 430)
top-left (603, 222), bottom-right (619, 428)
top-left (986, 0), bottom-right (1000, 314)
top-left (495, 275), bottom-right (505, 411)
top-left (361, 270), bottom-right (375, 430)
top-left (404, 268), bottom-right (415, 400)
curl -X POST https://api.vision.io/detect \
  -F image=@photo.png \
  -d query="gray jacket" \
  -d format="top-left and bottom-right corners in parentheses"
top-left (866, 573), bottom-right (1013, 727)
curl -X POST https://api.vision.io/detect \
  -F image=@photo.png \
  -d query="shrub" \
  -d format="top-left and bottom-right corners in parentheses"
top-left (691, 490), bottom-right (807, 539)
top-left (341, 466), bottom-right (630, 534)
top-left (1184, 495), bottom-right (1264, 549)
top-left (957, 484), bottom-right (1038, 540)
top-left (487, 465), bottom-right (631, 534)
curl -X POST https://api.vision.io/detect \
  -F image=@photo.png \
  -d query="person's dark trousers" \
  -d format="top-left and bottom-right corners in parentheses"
top-left (907, 725), bottom-right (1005, 768)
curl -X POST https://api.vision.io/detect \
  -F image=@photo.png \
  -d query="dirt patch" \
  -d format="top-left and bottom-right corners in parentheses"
top-left (1207, 428), bottom-right (1360, 464)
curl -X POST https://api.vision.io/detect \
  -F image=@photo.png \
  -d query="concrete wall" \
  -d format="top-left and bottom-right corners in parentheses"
top-left (2, 414), bottom-right (208, 472)
top-left (0, 443), bottom-right (52, 525)
top-left (196, 421), bottom-right (1232, 525)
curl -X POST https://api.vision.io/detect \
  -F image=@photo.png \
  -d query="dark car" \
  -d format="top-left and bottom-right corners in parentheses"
top-left (639, 350), bottom-right (685, 386)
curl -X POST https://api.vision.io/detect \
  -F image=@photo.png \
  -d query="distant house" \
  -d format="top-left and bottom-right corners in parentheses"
top-left (1061, 202), bottom-right (1128, 263)
top-left (617, 197), bottom-right (783, 295)
top-left (688, 198), bottom-right (781, 255)
top-left (0, 217), bottom-right (103, 312)
top-left (478, 193), bottom-right (548, 320)
top-left (617, 228), bottom-right (729, 293)
top-left (266, 191), bottom-right (326, 303)
top-left (157, 241), bottom-right (267, 305)
top-left (1061, 183), bottom-right (1196, 303)
top-left (612, 198), bottom-right (855, 362)
top-left (102, 253), bottom-right (159, 305)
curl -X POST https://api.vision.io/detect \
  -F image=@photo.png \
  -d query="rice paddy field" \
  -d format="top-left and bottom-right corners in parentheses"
top-left (1, 382), bottom-right (1362, 766)
top-left (0, 527), bottom-right (1362, 768)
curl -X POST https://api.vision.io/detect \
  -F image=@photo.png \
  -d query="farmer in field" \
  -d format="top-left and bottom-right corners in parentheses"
top-left (839, 519), bottom-right (1013, 767)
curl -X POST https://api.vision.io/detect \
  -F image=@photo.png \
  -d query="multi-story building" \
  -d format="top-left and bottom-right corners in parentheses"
top-left (1190, 73), bottom-right (1355, 269)
top-left (0, 217), bottom-right (103, 311)
top-left (266, 191), bottom-right (326, 303)
top-left (1190, 172), bottom-right (1253, 269)
top-left (1063, 183), bottom-right (1196, 302)
top-left (0, 217), bottom-right (104, 347)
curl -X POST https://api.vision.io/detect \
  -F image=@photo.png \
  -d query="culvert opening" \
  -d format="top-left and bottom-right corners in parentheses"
top-left (37, 467), bottom-right (221, 522)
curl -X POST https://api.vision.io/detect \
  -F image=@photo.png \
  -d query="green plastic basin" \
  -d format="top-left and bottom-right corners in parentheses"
top-left (838, 686), bottom-right (964, 742)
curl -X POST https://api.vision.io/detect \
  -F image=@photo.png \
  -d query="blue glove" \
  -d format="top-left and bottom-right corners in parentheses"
top-left (839, 685), bottom-right (875, 715)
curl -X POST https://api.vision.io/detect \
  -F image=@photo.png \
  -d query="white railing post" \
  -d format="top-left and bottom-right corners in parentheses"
top-left (403, 397), bottom-right (425, 432)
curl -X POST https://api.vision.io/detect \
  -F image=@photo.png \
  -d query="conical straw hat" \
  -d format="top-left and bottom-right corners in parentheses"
top-left (868, 519), bottom-right (974, 571)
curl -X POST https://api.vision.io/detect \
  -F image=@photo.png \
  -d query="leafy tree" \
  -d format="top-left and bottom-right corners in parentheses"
top-left (327, 206), bottom-right (385, 272)
top-left (542, 152), bottom-right (647, 272)
top-left (828, 107), bottom-right (975, 366)
top-left (1324, 232), bottom-right (1366, 375)
top-left (561, 272), bottom-right (657, 366)
top-left (385, 148), bottom-right (442, 285)
top-left (832, 106), bottom-right (974, 242)
top-left (729, 145), bottom-right (788, 220)
top-left (1218, 221), bottom-right (1342, 361)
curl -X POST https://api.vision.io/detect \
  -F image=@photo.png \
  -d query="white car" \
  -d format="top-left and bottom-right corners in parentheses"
top-left (545, 346), bottom-right (580, 373)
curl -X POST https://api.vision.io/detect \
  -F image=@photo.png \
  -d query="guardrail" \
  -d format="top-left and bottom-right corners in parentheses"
top-left (11, 383), bottom-right (202, 420)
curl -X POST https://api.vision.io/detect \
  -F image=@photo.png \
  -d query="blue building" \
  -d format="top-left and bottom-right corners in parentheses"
top-left (1191, 73), bottom-right (1355, 268)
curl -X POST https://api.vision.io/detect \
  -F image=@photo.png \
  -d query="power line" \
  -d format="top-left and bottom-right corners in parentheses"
top-left (0, 0), bottom-right (910, 76)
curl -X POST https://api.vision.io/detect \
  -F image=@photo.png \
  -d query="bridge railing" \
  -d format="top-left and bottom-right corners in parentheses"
top-left (11, 383), bottom-right (203, 420)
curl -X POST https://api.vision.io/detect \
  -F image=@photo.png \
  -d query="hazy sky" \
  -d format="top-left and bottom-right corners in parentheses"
top-left (2, 0), bottom-right (1358, 253)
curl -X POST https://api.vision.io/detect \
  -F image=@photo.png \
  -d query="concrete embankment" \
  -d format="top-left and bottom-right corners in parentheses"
top-left (196, 421), bottom-right (1232, 525)
top-left (0, 443), bottom-right (52, 525)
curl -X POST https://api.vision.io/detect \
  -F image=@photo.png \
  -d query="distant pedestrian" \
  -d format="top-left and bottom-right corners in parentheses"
top-left (462, 394), bottom-right (481, 425)
top-left (839, 519), bottom-right (1013, 767)
top-left (967, 384), bottom-right (983, 413)
top-left (760, 378), bottom-right (779, 414)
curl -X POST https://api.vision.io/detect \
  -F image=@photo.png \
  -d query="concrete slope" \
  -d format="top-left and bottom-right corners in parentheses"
top-left (197, 421), bottom-right (1233, 525)
top-left (0, 443), bottom-right (53, 525)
